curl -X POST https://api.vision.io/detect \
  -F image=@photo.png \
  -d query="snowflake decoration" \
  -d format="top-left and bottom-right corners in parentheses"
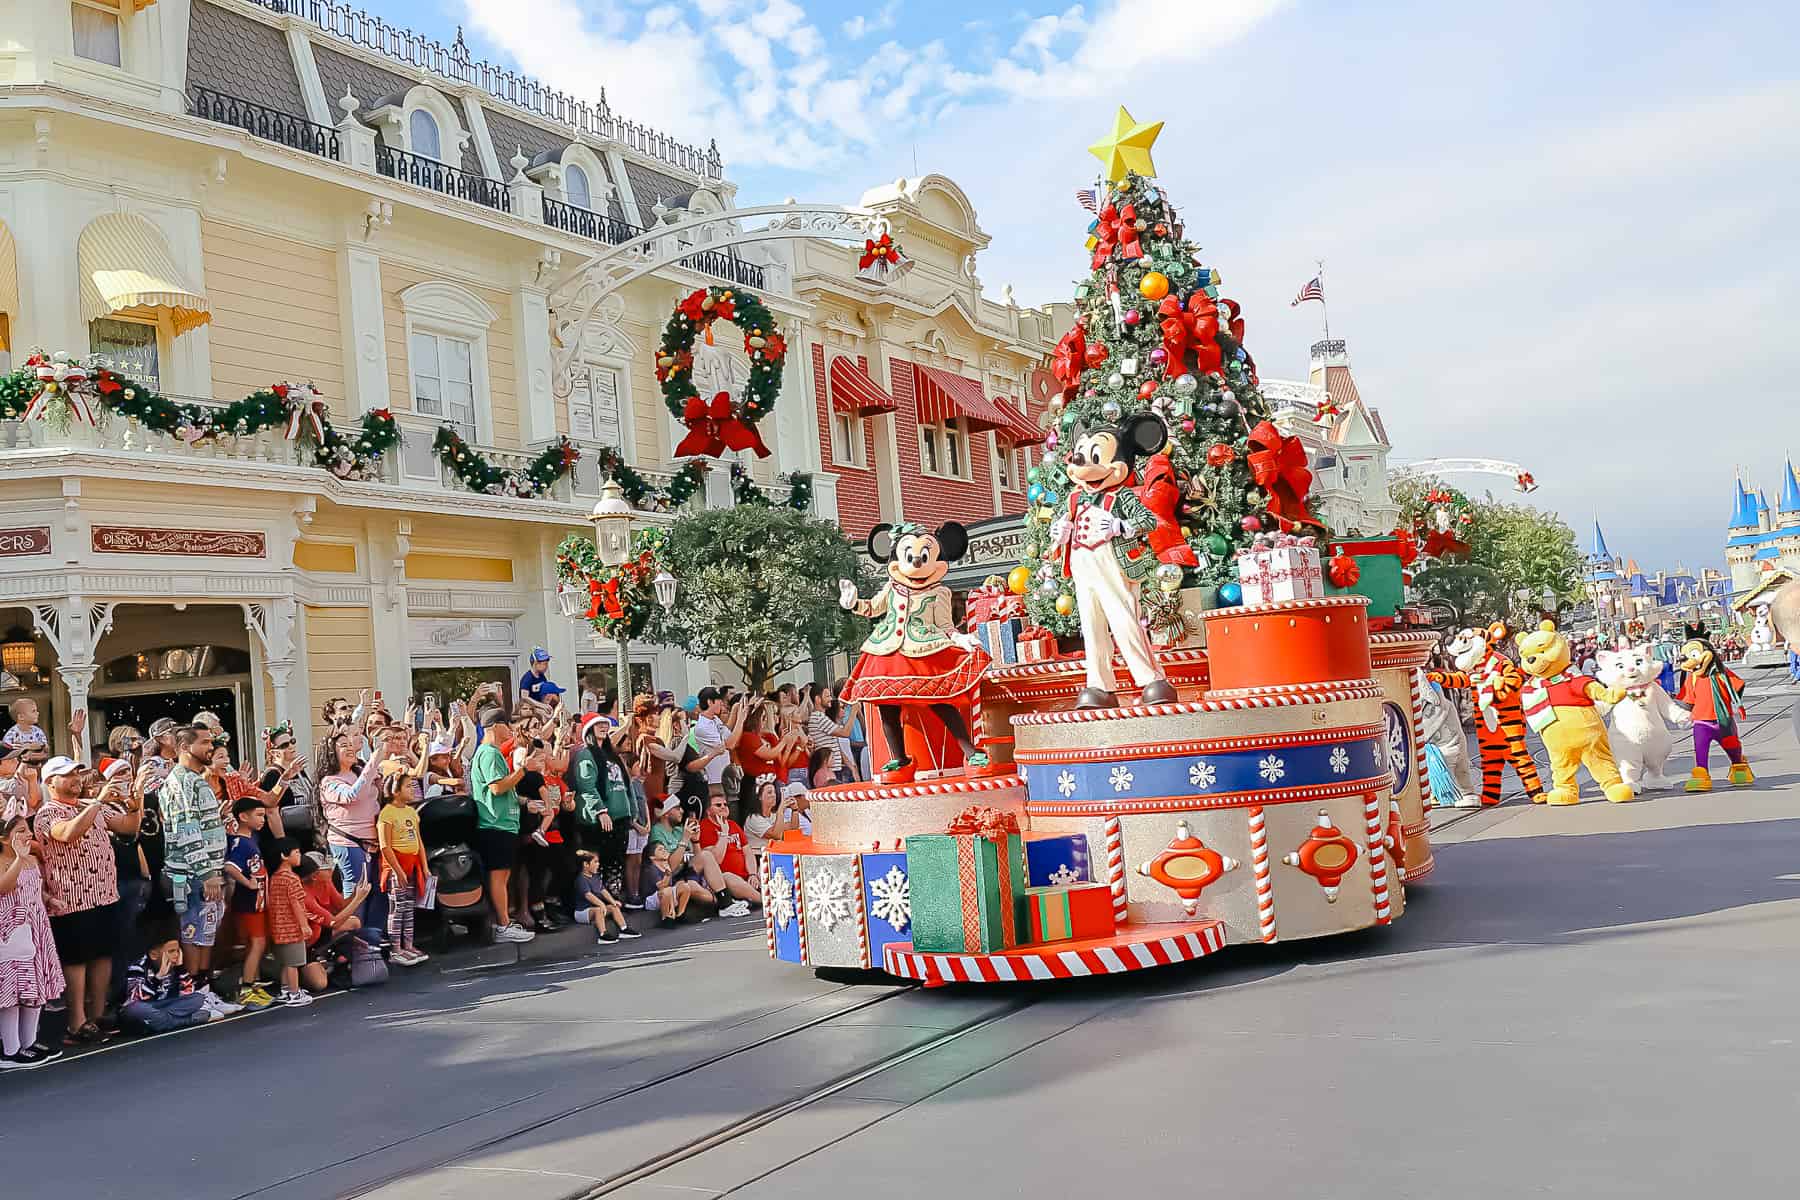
top-left (1329, 746), bottom-right (1350, 775)
top-left (869, 864), bottom-right (910, 932)
top-left (1047, 864), bottom-right (1081, 887)
top-left (808, 866), bottom-right (859, 932)
top-left (1188, 760), bottom-right (1217, 789)
top-left (1109, 765), bottom-right (1135, 793)
top-left (1057, 769), bottom-right (1077, 798)
top-left (767, 866), bottom-right (795, 931)
top-left (1258, 754), bottom-right (1286, 784)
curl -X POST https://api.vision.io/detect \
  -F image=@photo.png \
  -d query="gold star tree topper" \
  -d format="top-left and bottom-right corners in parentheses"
top-left (1087, 106), bottom-right (1164, 183)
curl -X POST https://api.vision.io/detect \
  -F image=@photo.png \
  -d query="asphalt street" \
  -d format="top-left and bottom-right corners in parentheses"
top-left (4, 680), bottom-right (1797, 1200)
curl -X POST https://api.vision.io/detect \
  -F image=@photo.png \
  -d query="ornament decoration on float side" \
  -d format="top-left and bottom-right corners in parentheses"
top-left (657, 284), bottom-right (786, 459)
top-left (1017, 106), bottom-right (1323, 638)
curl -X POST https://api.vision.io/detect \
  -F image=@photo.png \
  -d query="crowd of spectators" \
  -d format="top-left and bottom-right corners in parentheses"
top-left (0, 656), bottom-right (869, 1070)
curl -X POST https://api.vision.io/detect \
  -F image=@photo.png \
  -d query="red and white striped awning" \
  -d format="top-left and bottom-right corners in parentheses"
top-left (827, 355), bottom-right (898, 416)
top-left (912, 363), bottom-right (1042, 445)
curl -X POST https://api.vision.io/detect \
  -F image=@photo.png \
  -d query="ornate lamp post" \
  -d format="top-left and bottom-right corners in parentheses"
top-left (590, 480), bottom-right (637, 709)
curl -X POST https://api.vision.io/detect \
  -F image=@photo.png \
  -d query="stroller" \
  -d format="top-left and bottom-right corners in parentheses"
top-left (416, 792), bottom-right (493, 947)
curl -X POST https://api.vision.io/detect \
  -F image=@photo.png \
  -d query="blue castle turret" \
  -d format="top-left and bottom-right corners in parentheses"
top-left (1782, 458), bottom-right (1800, 515)
top-left (1725, 462), bottom-right (1800, 594)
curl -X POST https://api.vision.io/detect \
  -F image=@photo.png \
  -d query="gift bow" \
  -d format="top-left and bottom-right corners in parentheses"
top-left (673, 392), bottom-right (772, 459)
top-left (1245, 421), bottom-right (1318, 529)
top-left (1327, 547), bottom-right (1361, 588)
top-left (23, 353), bottom-right (96, 424)
top-left (1091, 202), bottom-right (1143, 269)
top-left (1159, 293), bottom-right (1223, 377)
top-left (278, 384), bottom-right (327, 443)
top-left (859, 233), bottom-right (900, 269)
top-left (587, 576), bottom-right (625, 621)
top-left (945, 805), bottom-right (1020, 837)
top-left (1052, 325), bottom-right (1087, 394)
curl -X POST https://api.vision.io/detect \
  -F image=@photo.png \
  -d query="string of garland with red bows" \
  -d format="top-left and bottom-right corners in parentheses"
top-left (433, 426), bottom-right (580, 499)
top-left (656, 285), bottom-right (786, 459)
top-left (554, 527), bottom-right (671, 641)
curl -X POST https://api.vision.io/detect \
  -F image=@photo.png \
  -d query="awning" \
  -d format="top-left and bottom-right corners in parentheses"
top-left (912, 363), bottom-right (1042, 444)
top-left (827, 354), bottom-right (897, 416)
top-left (991, 394), bottom-right (1045, 446)
top-left (78, 213), bottom-right (211, 335)
top-left (0, 222), bottom-right (15, 352)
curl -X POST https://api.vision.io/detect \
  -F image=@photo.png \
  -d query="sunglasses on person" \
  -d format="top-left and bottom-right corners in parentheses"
top-left (270, 738), bottom-right (295, 751)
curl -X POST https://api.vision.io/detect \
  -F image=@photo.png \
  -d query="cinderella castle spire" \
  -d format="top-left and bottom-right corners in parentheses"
top-left (1725, 461), bottom-right (1800, 594)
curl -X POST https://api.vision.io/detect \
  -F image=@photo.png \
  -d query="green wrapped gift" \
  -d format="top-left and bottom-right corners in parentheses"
top-left (1325, 536), bottom-right (1407, 626)
top-left (906, 813), bottom-right (1027, 954)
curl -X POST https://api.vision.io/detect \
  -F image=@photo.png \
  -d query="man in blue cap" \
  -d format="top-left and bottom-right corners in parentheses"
top-left (519, 647), bottom-right (565, 708)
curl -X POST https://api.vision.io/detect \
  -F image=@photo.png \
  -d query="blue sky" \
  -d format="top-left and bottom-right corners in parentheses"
top-left (389, 0), bottom-right (1796, 576)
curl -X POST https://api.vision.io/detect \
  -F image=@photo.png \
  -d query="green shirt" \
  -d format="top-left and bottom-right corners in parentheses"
top-left (471, 742), bottom-right (519, 833)
top-left (649, 823), bottom-right (683, 855)
top-left (601, 759), bottom-right (634, 821)
top-left (570, 752), bottom-right (604, 825)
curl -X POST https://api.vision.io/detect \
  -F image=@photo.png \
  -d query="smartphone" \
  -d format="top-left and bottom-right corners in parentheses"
top-left (424, 692), bottom-right (439, 713)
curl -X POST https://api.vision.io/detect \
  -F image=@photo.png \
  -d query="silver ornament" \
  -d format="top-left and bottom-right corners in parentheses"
top-left (1173, 373), bottom-right (1199, 395)
top-left (1106, 372), bottom-right (1124, 389)
top-left (1101, 400), bottom-right (1123, 421)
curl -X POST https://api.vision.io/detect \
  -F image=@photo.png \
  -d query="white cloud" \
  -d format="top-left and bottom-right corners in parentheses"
top-left (844, 1), bottom-right (900, 40)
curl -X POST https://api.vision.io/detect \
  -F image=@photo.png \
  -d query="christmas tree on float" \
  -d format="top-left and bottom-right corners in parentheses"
top-left (1020, 107), bottom-right (1317, 637)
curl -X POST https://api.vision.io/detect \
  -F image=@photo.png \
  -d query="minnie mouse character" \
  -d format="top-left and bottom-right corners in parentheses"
top-left (1048, 412), bottom-right (1194, 709)
top-left (838, 523), bottom-right (991, 783)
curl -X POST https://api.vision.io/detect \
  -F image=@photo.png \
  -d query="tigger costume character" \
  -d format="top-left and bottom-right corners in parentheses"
top-left (1429, 622), bottom-right (1544, 805)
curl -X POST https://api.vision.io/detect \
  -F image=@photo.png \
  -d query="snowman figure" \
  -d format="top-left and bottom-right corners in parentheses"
top-left (1751, 604), bottom-right (1776, 653)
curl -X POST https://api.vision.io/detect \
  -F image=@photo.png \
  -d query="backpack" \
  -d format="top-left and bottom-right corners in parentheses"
top-left (327, 935), bottom-right (389, 989)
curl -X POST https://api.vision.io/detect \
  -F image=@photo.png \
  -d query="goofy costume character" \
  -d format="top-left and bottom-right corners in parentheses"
top-left (1676, 637), bottom-right (1753, 792)
top-left (1049, 412), bottom-right (1195, 709)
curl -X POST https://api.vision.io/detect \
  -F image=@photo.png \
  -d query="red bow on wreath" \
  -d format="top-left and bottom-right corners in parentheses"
top-left (1246, 420), bottom-right (1320, 530)
top-left (674, 392), bottom-right (772, 459)
top-left (587, 577), bottom-right (625, 621)
top-left (1052, 325), bottom-right (1087, 395)
top-left (1091, 202), bottom-right (1143, 269)
top-left (859, 233), bottom-right (900, 270)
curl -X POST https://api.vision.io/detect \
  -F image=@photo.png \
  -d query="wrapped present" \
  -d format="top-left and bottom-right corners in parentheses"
top-left (1234, 532), bottom-right (1323, 605)
top-left (975, 617), bottom-right (1024, 663)
top-left (1025, 834), bottom-right (1091, 887)
top-left (1026, 883), bottom-right (1116, 944)
top-left (906, 806), bottom-right (1026, 954)
top-left (965, 583), bottom-right (1026, 628)
top-left (1018, 628), bottom-right (1056, 662)
top-left (1324, 537), bottom-right (1406, 622)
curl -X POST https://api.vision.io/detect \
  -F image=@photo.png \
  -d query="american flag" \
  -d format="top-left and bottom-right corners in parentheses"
top-left (1075, 187), bottom-right (1099, 214)
top-left (1290, 276), bottom-right (1324, 306)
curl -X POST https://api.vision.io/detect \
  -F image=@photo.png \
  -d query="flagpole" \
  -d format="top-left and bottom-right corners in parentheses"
top-left (1317, 258), bottom-right (1331, 344)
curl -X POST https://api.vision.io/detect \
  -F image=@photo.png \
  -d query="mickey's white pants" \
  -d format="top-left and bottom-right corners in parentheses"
top-left (1070, 545), bottom-right (1161, 694)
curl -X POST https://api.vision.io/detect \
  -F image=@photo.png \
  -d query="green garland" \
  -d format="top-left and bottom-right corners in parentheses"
top-left (656, 285), bottom-right (786, 435)
top-left (729, 463), bottom-right (813, 511)
top-left (433, 426), bottom-right (579, 498)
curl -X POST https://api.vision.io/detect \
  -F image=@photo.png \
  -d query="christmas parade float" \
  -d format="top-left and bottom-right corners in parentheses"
top-left (763, 110), bottom-right (1442, 986)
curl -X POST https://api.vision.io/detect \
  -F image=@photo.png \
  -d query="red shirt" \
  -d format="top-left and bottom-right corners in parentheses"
top-left (268, 866), bottom-right (309, 945)
top-left (733, 730), bottom-right (780, 778)
top-left (1680, 670), bottom-right (1744, 723)
top-left (302, 874), bottom-right (347, 943)
top-left (1543, 675), bottom-right (1600, 708)
top-left (698, 817), bottom-right (748, 877)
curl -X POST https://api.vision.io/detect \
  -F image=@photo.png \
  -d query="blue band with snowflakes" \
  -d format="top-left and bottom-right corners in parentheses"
top-left (1025, 734), bottom-right (1390, 806)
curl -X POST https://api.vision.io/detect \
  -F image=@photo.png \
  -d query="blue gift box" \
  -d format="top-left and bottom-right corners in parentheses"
top-left (1024, 834), bottom-right (1091, 888)
top-left (859, 852), bottom-right (910, 962)
top-left (976, 617), bottom-right (1023, 663)
top-left (767, 853), bottom-right (802, 963)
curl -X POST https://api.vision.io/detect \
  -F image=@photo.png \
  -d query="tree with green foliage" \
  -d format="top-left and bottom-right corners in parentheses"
top-left (656, 505), bottom-right (871, 693)
top-left (1394, 476), bottom-right (1581, 625)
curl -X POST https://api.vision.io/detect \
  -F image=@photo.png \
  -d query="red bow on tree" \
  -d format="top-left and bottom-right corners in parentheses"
top-left (859, 233), bottom-right (900, 269)
top-left (1052, 325), bottom-right (1087, 395)
top-left (587, 577), bottom-right (625, 621)
top-left (674, 392), bottom-right (772, 459)
top-left (1246, 420), bottom-right (1320, 530)
top-left (1091, 202), bottom-right (1143, 269)
top-left (1156, 297), bottom-right (1190, 376)
top-left (1161, 293), bottom-right (1223, 377)
top-left (1132, 453), bottom-right (1200, 567)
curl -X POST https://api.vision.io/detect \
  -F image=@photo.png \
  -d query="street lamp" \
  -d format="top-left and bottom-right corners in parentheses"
top-left (653, 570), bottom-right (678, 612)
top-left (1541, 585), bottom-right (1559, 616)
top-left (590, 480), bottom-right (638, 709)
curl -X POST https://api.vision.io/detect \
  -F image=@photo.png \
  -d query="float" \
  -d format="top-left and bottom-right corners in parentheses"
top-left (761, 109), bottom-right (1440, 986)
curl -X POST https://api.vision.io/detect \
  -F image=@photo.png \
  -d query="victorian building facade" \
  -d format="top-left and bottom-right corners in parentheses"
top-left (1262, 339), bottom-right (1400, 537)
top-left (0, 0), bottom-right (1057, 755)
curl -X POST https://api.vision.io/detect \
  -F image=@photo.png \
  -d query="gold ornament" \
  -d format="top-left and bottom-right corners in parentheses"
top-left (1138, 271), bottom-right (1170, 300)
top-left (1087, 106), bottom-right (1164, 183)
top-left (1055, 594), bottom-right (1075, 616)
top-left (1007, 565), bottom-right (1032, 595)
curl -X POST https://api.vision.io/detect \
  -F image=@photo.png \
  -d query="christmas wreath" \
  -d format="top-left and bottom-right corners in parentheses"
top-left (555, 527), bottom-right (670, 641)
top-left (656, 285), bottom-right (785, 458)
top-left (1410, 484), bottom-right (1475, 560)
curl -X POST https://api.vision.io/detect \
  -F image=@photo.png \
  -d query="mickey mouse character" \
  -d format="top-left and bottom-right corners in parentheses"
top-left (1048, 412), bottom-right (1193, 709)
top-left (838, 522), bottom-right (991, 783)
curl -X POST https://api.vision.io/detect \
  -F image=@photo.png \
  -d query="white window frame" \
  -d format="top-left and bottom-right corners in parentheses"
top-left (563, 163), bottom-right (592, 211)
top-left (399, 281), bottom-right (496, 447)
top-left (88, 312), bottom-right (165, 391)
top-left (567, 355), bottom-right (639, 493)
top-left (70, 0), bottom-right (123, 68)
top-left (555, 144), bottom-right (612, 213)
top-left (994, 434), bottom-right (1014, 491)
top-left (408, 109), bottom-right (443, 162)
top-left (831, 409), bottom-right (866, 468)
top-left (918, 417), bottom-right (968, 481)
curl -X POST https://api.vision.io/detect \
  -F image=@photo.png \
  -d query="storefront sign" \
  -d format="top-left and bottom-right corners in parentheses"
top-left (409, 617), bottom-right (518, 653)
top-left (91, 526), bottom-right (267, 557)
top-left (0, 527), bottom-right (52, 557)
top-left (966, 523), bottom-right (1027, 569)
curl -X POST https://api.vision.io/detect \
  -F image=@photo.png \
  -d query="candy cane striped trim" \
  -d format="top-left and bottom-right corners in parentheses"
top-left (1407, 668), bottom-right (1435, 812)
top-left (1403, 855), bottom-right (1434, 884)
top-left (1103, 816), bottom-right (1127, 924)
top-left (1202, 678), bottom-right (1377, 700)
top-left (814, 774), bottom-right (1027, 803)
top-left (851, 854), bottom-right (870, 969)
top-left (1208, 595), bottom-right (1369, 618)
top-left (794, 859), bottom-right (809, 967)
top-left (1013, 723), bottom-right (1386, 764)
top-left (1365, 791), bottom-right (1391, 924)
top-left (761, 854), bottom-right (776, 960)
top-left (986, 647), bottom-right (1211, 684)
top-left (881, 922), bottom-right (1227, 984)
top-left (1011, 683), bottom-right (1387, 726)
top-left (1025, 775), bottom-right (1389, 816)
top-left (1248, 805), bottom-right (1277, 943)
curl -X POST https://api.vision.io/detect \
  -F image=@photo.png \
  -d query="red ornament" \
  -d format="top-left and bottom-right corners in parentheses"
top-left (1281, 810), bottom-right (1360, 902)
top-left (1206, 443), bottom-right (1237, 468)
top-left (1241, 515), bottom-right (1261, 533)
top-left (1138, 820), bottom-right (1237, 916)
top-left (1180, 418), bottom-right (1195, 433)
top-left (1084, 342), bottom-right (1109, 368)
top-left (1137, 380), bottom-right (1157, 399)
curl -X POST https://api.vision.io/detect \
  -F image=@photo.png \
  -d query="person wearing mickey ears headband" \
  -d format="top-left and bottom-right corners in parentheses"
top-left (1048, 411), bottom-right (1194, 709)
top-left (838, 522), bottom-right (994, 784)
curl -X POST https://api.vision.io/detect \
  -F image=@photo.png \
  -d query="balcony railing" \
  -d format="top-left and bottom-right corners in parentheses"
top-left (376, 144), bottom-right (512, 213)
top-left (543, 197), bottom-right (644, 246)
top-left (680, 246), bottom-right (765, 291)
top-left (191, 87), bottom-right (340, 159)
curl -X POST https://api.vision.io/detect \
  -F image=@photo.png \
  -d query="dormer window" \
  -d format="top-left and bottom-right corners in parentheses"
top-left (564, 163), bottom-right (592, 211)
top-left (71, 0), bottom-right (122, 67)
top-left (409, 109), bottom-right (442, 161)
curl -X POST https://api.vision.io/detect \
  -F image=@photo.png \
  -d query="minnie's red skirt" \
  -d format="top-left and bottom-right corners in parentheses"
top-left (842, 645), bottom-right (988, 705)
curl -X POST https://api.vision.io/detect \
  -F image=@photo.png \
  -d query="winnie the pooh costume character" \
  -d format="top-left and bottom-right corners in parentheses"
top-left (1514, 620), bottom-right (1633, 805)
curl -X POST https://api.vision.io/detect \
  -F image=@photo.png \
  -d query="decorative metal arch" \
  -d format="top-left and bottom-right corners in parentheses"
top-left (1388, 458), bottom-right (1538, 492)
top-left (546, 202), bottom-right (888, 394)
